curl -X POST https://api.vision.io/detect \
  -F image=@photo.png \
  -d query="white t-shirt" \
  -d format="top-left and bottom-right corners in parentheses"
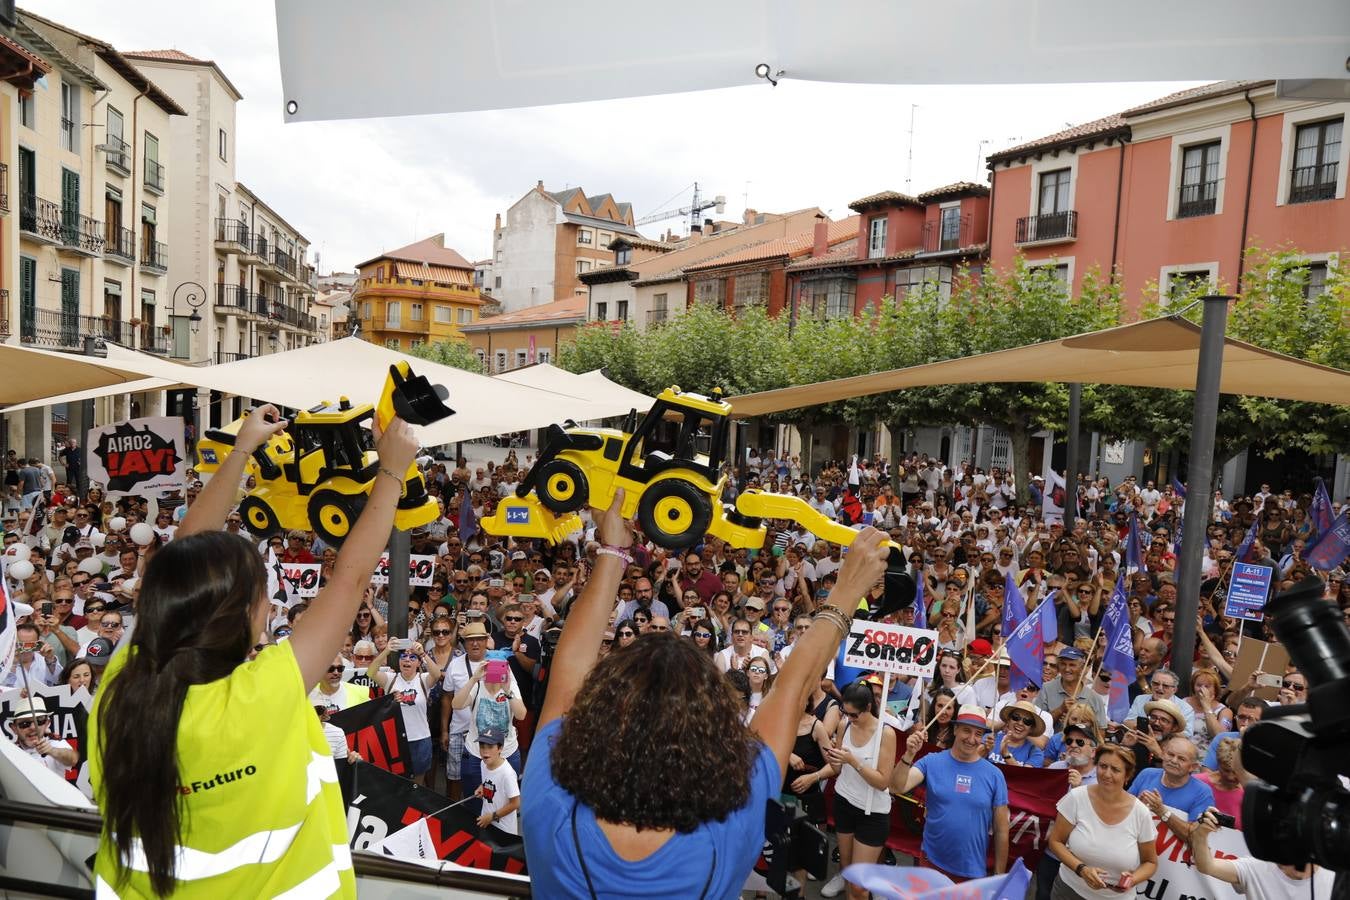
top-left (386, 671), bottom-right (433, 742)
top-left (25, 738), bottom-right (74, 777)
top-left (322, 722), bottom-right (349, 760)
top-left (479, 758), bottom-right (520, 835)
top-left (1056, 786), bottom-right (1154, 900)
top-left (442, 652), bottom-right (477, 735)
top-left (1232, 857), bottom-right (1335, 900)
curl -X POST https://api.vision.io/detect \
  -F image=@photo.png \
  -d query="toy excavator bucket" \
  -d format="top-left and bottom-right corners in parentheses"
top-left (377, 361), bottom-right (455, 430)
top-left (481, 496), bottom-right (584, 545)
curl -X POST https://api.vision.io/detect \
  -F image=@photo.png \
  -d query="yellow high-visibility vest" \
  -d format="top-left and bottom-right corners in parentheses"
top-left (89, 642), bottom-right (355, 898)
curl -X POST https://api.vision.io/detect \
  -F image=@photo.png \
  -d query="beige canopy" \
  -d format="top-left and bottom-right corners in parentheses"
top-left (0, 343), bottom-right (162, 406)
top-left (494, 363), bottom-right (653, 413)
top-left (1, 339), bottom-right (645, 444)
top-left (730, 316), bottom-right (1350, 417)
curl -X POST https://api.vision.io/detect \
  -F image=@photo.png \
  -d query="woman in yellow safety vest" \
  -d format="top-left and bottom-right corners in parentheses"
top-left (89, 405), bottom-right (419, 898)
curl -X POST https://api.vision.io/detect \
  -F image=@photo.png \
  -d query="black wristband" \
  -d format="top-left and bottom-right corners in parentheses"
top-left (1074, 862), bottom-right (1086, 877)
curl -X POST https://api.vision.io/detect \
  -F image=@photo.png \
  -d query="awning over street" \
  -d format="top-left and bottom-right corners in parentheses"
top-left (494, 363), bottom-right (653, 414)
top-left (0, 344), bottom-right (161, 406)
top-left (729, 316), bottom-right (1350, 417)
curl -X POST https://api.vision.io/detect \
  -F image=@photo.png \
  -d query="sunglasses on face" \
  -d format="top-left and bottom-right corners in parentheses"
top-left (504, 616), bottom-right (523, 623)
top-left (693, 631), bottom-right (712, 638)
top-left (100, 620), bottom-right (122, 628)
top-left (354, 654), bottom-right (375, 661)
top-left (14, 716), bottom-right (49, 730)
top-left (432, 629), bottom-right (452, 637)
top-left (732, 628), bottom-right (750, 636)
top-left (326, 665), bottom-right (344, 674)
top-left (1282, 680), bottom-right (1306, 692)
top-left (275, 627), bottom-right (292, 638)
top-left (650, 624), bottom-right (670, 632)
top-left (1007, 714), bottom-right (1035, 727)
top-left (617, 630), bottom-right (635, 638)
top-left (1065, 737), bottom-right (1090, 747)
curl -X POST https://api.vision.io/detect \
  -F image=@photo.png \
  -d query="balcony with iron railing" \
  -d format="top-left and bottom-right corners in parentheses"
top-left (1177, 180), bottom-right (1220, 219)
top-left (60, 116), bottom-right (75, 151)
top-left (253, 232), bottom-right (271, 261)
top-left (58, 211), bottom-right (105, 256)
top-left (1289, 163), bottom-right (1338, 204)
top-left (104, 134), bottom-right (130, 175)
top-left (144, 158), bottom-right (164, 194)
top-left (140, 240), bottom-right (167, 272)
top-left (270, 301), bottom-right (318, 331)
top-left (214, 217), bottom-right (250, 251)
top-left (271, 247), bottom-right (297, 277)
top-left (100, 317), bottom-right (135, 346)
top-left (216, 283), bottom-right (268, 316)
top-left (216, 350), bottom-right (252, 364)
top-left (0, 289), bottom-right (9, 338)
top-left (1014, 209), bottom-right (1077, 245)
top-left (20, 307), bottom-right (106, 350)
top-left (20, 196), bottom-right (64, 244)
top-left (922, 214), bottom-right (976, 253)
top-left (104, 225), bottom-right (135, 265)
top-left (139, 322), bottom-right (168, 354)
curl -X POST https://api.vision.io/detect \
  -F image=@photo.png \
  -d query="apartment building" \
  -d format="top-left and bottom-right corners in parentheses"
top-left (490, 182), bottom-right (640, 311)
top-left (352, 233), bottom-right (483, 350)
top-left (126, 50), bottom-right (322, 426)
top-left (459, 295), bottom-right (584, 373)
top-left (987, 80), bottom-right (1348, 307)
top-left (1, 12), bottom-right (184, 456)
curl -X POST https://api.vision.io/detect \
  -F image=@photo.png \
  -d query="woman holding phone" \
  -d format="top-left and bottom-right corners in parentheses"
top-left (90, 405), bottom-right (419, 898)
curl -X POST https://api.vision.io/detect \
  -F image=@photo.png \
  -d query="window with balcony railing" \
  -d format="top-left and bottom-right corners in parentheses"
top-left (104, 133), bottom-right (130, 175)
top-left (1290, 118), bottom-right (1342, 204)
top-left (938, 207), bottom-right (962, 251)
top-left (1177, 141), bottom-right (1221, 218)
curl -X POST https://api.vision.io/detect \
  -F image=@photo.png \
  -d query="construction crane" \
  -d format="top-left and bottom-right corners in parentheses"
top-left (635, 182), bottom-right (727, 233)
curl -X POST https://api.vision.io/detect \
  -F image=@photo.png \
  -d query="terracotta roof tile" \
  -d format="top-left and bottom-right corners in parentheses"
top-left (849, 190), bottom-right (922, 213)
top-left (990, 114), bottom-right (1127, 161)
top-left (685, 216), bottom-right (858, 272)
top-left (1121, 80), bottom-right (1273, 116)
top-left (123, 49), bottom-right (204, 62)
top-left (917, 181), bottom-right (990, 202)
top-left (460, 295), bottom-right (585, 329)
top-left (356, 233), bottom-right (472, 271)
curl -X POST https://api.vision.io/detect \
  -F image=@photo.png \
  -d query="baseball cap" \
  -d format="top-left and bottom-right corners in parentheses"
top-left (74, 538), bottom-right (94, 551)
top-left (84, 637), bottom-right (115, 666)
top-left (967, 638), bottom-right (993, 656)
top-left (1058, 647), bottom-right (1086, 661)
top-left (744, 597), bottom-right (766, 611)
top-left (511, 551), bottom-right (527, 561)
top-left (1063, 722), bottom-right (1098, 744)
top-left (477, 727), bottom-right (506, 747)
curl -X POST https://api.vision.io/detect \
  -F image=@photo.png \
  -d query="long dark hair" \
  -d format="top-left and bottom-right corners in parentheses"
top-left (552, 633), bottom-right (758, 831)
top-left (96, 531), bottom-right (265, 895)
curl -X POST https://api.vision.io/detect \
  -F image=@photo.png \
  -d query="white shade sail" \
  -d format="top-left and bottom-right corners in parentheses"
top-left (274, 0), bottom-right (1350, 122)
top-left (494, 364), bottom-right (653, 415)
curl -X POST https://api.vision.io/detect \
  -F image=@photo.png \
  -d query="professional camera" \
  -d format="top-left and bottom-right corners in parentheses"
top-left (1240, 575), bottom-right (1350, 881)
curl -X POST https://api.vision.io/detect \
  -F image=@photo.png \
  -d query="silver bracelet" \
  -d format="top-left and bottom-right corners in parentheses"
top-left (377, 466), bottom-right (403, 485)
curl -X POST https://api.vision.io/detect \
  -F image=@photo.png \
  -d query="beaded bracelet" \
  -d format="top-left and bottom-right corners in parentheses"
top-left (597, 545), bottom-right (633, 565)
top-left (813, 605), bottom-right (852, 637)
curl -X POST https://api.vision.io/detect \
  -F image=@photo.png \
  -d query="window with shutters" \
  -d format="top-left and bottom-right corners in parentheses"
top-left (868, 216), bottom-right (887, 258)
top-left (61, 268), bottom-right (80, 347)
top-left (60, 82), bottom-right (78, 152)
top-left (19, 256), bottom-right (36, 342)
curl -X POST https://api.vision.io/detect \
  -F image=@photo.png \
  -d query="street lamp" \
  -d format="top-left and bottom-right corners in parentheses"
top-left (171, 282), bottom-right (207, 346)
top-left (189, 308), bottom-right (202, 334)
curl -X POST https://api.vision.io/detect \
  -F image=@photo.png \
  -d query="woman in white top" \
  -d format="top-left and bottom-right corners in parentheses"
top-left (368, 639), bottom-right (443, 784)
top-left (821, 681), bottom-right (896, 900)
top-left (1048, 743), bottom-right (1157, 900)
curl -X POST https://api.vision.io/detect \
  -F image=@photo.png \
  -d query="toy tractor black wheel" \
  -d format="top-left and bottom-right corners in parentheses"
top-left (638, 479), bottom-right (712, 550)
top-left (309, 490), bottom-right (367, 547)
top-left (536, 459), bottom-right (589, 514)
top-left (238, 496), bottom-right (282, 540)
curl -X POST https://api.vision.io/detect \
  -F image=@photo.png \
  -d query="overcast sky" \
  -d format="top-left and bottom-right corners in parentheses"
top-left (29, 1), bottom-right (1204, 274)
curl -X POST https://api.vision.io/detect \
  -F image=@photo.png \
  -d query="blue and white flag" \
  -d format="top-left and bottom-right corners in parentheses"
top-left (845, 857), bottom-right (1032, 900)
top-left (1102, 574), bottom-right (1136, 683)
top-left (1235, 516), bottom-right (1261, 563)
top-left (1000, 570), bottom-right (1025, 642)
top-left (458, 486), bottom-right (478, 545)
top-left (1171, 477), bottom-right (1187, 499)
top-left (1125, 512), bottom-right (1144, 572)
top-left (1310, 478), bottom-right (1334, 544)
top-left (1006, 593), bottom-right (1054, 692)
top-left (912, 569), bottom-right (927, 630)
top-left (1306, 509), bottom-right (1350, 572)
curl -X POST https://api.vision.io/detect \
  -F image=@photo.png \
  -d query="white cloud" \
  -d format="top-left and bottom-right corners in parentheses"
top-left (25, 1), bottom-right (1203, 272)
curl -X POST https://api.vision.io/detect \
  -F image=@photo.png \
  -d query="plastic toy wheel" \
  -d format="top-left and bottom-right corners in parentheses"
top-left (309, 490), bottom-right (366, 547)
top-left (536, 459), bottom-right (589, 514)
top-left (637, 479), bottom-right (711, 550)
top-left (239, 496), bottom-right (282, 539)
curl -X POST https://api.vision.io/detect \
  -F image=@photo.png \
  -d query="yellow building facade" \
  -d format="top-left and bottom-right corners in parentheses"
top-left (354, 233), bottom-right (483, 350)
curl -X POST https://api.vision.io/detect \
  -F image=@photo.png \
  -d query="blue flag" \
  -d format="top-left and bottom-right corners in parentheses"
top-left (1102, 573), bottom-right (1137, 683)
top-left (1042, 589), bottom-right (1060, 643)
top-left (458, 486), bottom-right (477, 545)
top-left (1235, 516), bottom-right (1261, 563)
top-left (1172, 515), bottom-right (1185, 556)
top-left (1006, 592), bottom-right (1053, 691)
top-left (844, 858), bottom-right (1032, 900)
top-left (1306, 509), bottom-right (1350, 572)
top-left (1125, 512), bottom-right (1144, 572)
top-left (1172, 477), bottom-right (1187, 499)
top-left (1310, 477), bottom-right (1334, 544)
top-left (1001, 570), bottom-right (1026, 642)
top-left (912, 569), bottom-right (927, 630)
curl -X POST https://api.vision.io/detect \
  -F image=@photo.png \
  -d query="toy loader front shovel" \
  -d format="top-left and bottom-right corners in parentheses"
top-left (377, 361), bottom-right (455, 430)
top-left (481, 496), bottom-right (584, 544)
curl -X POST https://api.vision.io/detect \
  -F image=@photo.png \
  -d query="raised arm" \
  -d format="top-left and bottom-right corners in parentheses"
top-left (750, 527), bottom-right (889, 781)
top-left (1189, 810), bottom-right (1240, 885)
top-left (290, 418), bottom-right (418, 690)
top-left (538, 491), bottom-right (630, 732)
top-left (180, 405), bottom-right (288, 537)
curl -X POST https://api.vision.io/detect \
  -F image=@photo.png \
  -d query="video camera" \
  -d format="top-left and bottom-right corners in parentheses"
top-left (1240, 575), bottom-right (1350, 884)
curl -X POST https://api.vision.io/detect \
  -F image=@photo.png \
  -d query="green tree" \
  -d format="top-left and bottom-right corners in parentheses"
top-left (409, 338), bottom-right (485, 371)
top-left (559, 321), bottom-right (646, 390)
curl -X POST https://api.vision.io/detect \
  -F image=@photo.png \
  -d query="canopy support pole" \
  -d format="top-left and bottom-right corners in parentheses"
top-left (1174, 295), bottom-right (1230, 688)
top-left (1066, 383), bottom-right (1082, 532)
top-left (388, 527), bottom-right (410, 638)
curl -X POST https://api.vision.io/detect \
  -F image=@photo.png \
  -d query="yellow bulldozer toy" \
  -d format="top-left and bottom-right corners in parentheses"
top-left (195, 362), bottom-right (454, 545)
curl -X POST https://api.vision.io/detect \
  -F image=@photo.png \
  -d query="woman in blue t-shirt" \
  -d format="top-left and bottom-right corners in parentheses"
top-left (991, 700), bottom-right (1047, 766)
top-left (522, 491), bottom-right (890, 898)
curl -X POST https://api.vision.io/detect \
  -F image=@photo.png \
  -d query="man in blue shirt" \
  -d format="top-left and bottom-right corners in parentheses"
top-left (1129, 734), bottom-right (1215, 839)
top-left (1202, 697), bottom-right (1263, 770)
top-left (892, 704), bottom-right (1009, 881)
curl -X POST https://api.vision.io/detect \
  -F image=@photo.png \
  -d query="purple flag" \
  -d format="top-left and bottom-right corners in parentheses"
top-left (1235, 516), bottom-right (1261, 563)
top-left (1041, 589), bottom-right (1060, 643)
top-left (1006, 593), bottom-right (1053, 691)
top-left (912, 568), bottom-right (927, 630)
top-left (458, 486), bottom-right (477, 545)
top-left (1310, 478), bottom-right (1334, 544)
top-left (1171, 477), bottom-right (1187, 499)
top-left (1306, 509), bottom-right (1350, 572)
top-left (1102, 574), bottom-right (1136, 682)
top-left (1001, 570), bottom-right (1025, 642)
top-left (1125, 512), bottom-right (1144, 571)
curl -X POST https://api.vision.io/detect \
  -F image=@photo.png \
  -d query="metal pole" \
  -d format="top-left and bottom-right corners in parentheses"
top-left (1065, 383), bottom-right (1082, 533)
top-left (1173, 295), bottom-right (1230, 688)
top-left (387, 527), bottom-right (411, 639)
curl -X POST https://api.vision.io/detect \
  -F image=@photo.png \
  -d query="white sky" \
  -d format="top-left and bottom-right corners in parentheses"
top-left (28, 1), bottom-right (1205, 273)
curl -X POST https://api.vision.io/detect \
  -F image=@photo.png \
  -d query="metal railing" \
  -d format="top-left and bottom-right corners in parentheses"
top-left (216, 283), bottom-right (268, 315)
top-left (1014, 210), bottom-right (1077, 244)
top-left (140, 240), bottom-right (168, 270)
top-left (59, 116), bottom-right (75, 151)
top-left (215, 217), bottom-right (250, 247)
top-left (272, 248), bottom-right (297, 276)
top-left (253, 233), bottom-right (271, 259)
top-left (105, 225), bottom-right (135, 263)
top-left (0, 289), bottom-right (9, 339)
top-left (1176, 180), bottom-right (1219, 218)
top-left (140, 323), bottom-right (169, 354)
top-left (271, 301), bottom-right (318, 331)
top-left (1289, 163), bottom-right (1338, 204)
top-left (60, 211), bottom-right (105, 254)
top-left (19, 307), bottom-right (103, 349)
top-left (144, 157), bottom-right (165, 193)
top-left (216, 350), bottom-right (252, 363)
top-left (922, 214), bottom-right (974, 252)
top-left (105, 134), bottom-right (131, 174)
top-left (101, 317), bottom-right (134, 346)
top-left (20, 195), bottom-right (63, 241)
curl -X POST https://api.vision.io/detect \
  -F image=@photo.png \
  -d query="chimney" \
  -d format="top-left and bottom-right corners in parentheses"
top-left (494, 213), bottom-right (501, 230)
top-left (812, 213), bottom-right (828, 257)
top-left (537, 179), bottom-right (544, 189)
top-left (689, 222), bottom-right (703, 243)
top-left (704, 217), bottom-right (715, 234)
top-left (743, 207), bottom-right (758, 225)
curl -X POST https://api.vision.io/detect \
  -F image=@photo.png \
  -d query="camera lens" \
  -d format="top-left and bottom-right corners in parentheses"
top-left (1243, 779), bottom-right (1350, 868)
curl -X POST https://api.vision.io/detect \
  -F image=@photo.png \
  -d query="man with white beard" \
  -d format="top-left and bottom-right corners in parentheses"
top-left (1047, 723), bottom-right (1099, 785)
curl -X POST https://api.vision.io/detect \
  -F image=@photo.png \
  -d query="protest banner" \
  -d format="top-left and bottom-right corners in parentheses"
top-left (842, 621), bottom-right (940, 679)
top-left (281, 562), bottom-right (322, 598)
top-left (329, 692), bottom-right (410, 776)
top-left (1139, 814), bottom-right (1248, 900)
top-left (1231, 638), bottom-right (1289, 703)
top-left (338, 759), bottom-right (527, 875)
top-left (1224, 563), bottom-right (1273, 622)
top-left (0, 683), bottom-right (93, 797)
top-left (371, 553), bottom-right (437, 587)
top-left (86, 416), bottom-right (187, 496)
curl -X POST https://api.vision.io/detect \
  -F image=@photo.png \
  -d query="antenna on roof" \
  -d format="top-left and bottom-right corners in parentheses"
top-left (905, 104), bottom-right (918, 192)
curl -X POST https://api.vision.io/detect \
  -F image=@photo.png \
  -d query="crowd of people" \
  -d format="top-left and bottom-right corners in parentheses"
top-left (3, 432), bottom-right (1345, 898)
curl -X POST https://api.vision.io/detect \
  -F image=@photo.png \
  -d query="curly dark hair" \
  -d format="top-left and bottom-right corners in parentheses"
top-left (551, 632), bottom-right (760, 832)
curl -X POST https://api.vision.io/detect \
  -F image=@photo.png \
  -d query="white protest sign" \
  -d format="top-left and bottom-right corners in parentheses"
top-left (371, 554), bottom-right (437, 587)
top-left (1142, 815), bottom-right (1248, 900)
top-left (842, 620), bottom-right (939, 678)
top-left (86, 416), bottom-right (188, 497)
top-left (282, 563), bottom-right (323, 598)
